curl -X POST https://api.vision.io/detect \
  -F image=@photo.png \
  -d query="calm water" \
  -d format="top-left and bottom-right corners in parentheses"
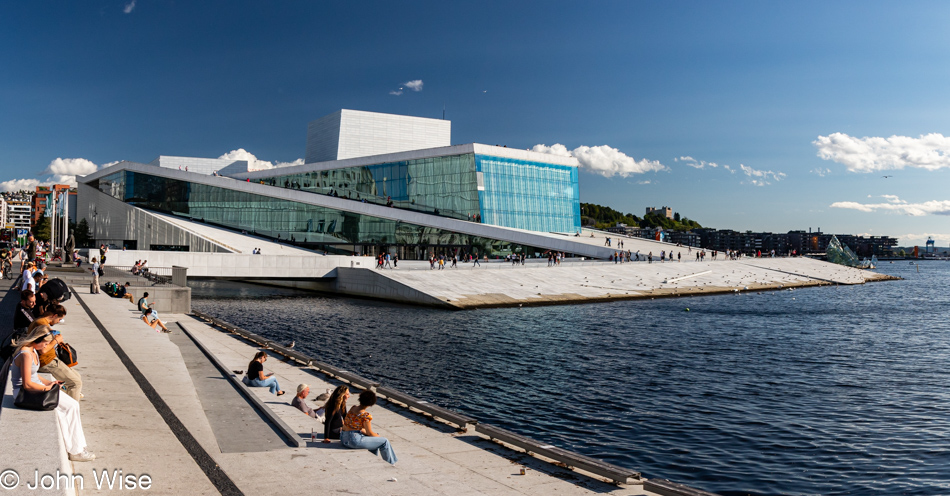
top-left (190, 261), bottom-right (950, 496)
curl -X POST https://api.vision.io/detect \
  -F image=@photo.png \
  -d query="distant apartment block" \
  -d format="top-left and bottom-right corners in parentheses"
top-left (32, 185), bottom-right (77, 226)
top-left (645, 206), bottom-right (673, 219)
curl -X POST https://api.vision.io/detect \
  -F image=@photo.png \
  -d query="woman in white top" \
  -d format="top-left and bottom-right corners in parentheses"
top-left (10, 325), bottom-right (96, 462)
top-left (21, 261), bottom-right (36, 292)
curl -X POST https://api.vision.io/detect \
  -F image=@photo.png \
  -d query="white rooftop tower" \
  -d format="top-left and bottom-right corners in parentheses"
top-left (305, 109), bottom-right (451, 163)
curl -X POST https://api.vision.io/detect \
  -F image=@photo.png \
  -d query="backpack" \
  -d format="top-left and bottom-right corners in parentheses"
top-left (37, 278), bottom-right (71, 303)
top-left (56, 342), bottom-right (78, 367)
top-left (97, 266), bottom-right (104, 277)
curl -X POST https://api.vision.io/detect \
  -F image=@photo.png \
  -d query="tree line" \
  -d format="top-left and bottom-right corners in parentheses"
top-left (580, 203), bottom-right (701, 231)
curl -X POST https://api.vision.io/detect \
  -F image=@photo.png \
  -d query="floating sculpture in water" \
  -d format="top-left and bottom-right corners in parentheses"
top-left (826, 235), bottom-right (875, 269)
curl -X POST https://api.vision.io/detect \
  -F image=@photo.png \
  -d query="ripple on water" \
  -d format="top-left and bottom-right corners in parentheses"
top-left (190, 264), bottom-right (950, 496)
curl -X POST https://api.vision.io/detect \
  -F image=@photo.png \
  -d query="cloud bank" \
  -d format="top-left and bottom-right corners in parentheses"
top-left (830, 195), bottom-right (950, 216)
top-left (218, 149), bottom-right (304, 170)
top-left (814, 132), bottom-right (950, 172)
top-left (532, 143), bottom-right (666, 178)
top-left (0, 157), bottom-right (103, 192)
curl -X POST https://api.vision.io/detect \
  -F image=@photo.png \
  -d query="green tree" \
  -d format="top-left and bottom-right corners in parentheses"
top-left (674, 212), bottom-right (681, 222)
top-left (75, 218), bottom-right (93, 247)
top-left (33, 215), bottom-right (51, 242)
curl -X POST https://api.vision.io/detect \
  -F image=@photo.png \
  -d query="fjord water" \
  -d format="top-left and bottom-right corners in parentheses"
top-left (191, 262), bottom-right (950, 496)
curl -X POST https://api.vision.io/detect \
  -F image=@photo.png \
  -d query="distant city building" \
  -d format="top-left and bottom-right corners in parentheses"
top-left (645, 206), bottom-right (673, 219)
top-left (7, 198), bottom-right (32, 232)
top-left (606, 223), bottom-right (644, 237)
top-left (32, 185), bottom-right (77, 226)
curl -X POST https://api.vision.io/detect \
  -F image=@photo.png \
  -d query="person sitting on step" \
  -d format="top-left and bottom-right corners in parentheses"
top-left (10, 326), bottom-right (96, 462)
top-left (291, 383), bottom-right (325, 422)
top-left (245, 351), bottom-right (285, 396)
top-left (141, 308), bottom-right (170, 333)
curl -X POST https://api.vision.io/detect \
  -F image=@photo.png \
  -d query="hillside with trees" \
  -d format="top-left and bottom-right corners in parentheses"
top-left (580, 203), bottom-right (701, 231)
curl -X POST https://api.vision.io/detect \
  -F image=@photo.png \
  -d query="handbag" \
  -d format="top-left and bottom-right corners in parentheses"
top-left (97, 266), bottom-right (104, 277)
top-left (14, 385), bottom-right (59, 411)
top-left (57, 343), bottom-right (78, 368)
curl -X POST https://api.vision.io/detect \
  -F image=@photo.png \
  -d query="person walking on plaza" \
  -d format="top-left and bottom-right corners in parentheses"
top-left (340, 390), bottom-right (397, 465)
top-left (472, 254), bottom-right (481, 267)
top-left (26, 233), bottom-right (38, 261)
top-left (90, 257), bottom-right (100, 293)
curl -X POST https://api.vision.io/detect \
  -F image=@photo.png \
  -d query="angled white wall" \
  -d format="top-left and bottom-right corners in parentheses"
top-left (306, 109), bottom-right (450, 163)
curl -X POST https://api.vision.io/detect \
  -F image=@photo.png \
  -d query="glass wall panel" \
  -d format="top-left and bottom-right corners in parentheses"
top-left (475, 155), bottom-right (581, 233)
top-left (96, 171), bottom-right (561, 260)
top-left (256, 154), bottom-right (480, 221)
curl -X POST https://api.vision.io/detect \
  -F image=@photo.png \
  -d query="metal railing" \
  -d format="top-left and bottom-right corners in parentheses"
top-left (100, 265), bottom-right (176, 286)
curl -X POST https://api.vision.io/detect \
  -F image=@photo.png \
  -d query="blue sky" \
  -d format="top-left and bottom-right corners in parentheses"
top-left (2, 1), bottom-right (949, 245)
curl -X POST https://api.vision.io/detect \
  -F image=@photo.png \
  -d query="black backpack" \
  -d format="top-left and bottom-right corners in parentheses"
top-left (37, 278), bottom-right (71, 303)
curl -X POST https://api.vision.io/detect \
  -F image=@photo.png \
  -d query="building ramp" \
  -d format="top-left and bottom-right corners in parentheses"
top-left (365, 257), bottom-right (892, 308)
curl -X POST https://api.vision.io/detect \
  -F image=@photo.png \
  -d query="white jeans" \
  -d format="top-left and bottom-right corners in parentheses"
top-left (14, 387), bottom-right (87, 455)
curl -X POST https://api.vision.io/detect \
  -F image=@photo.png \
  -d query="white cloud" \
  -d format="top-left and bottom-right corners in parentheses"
top-left (123, 0), bottom-right (135, 14)
top-left (218, 149), bottom-right (303, 171)
top-left (814, 132), bottom-right (950, 172)
top-left (41, 158), bottom-right (98, 177)
top-left (532, 143), bottom-right (667, 178)
top-left (531, 143), bottom-right (573, 157)
top-left (404, 80), bottom-right (423, 92)
top-left (0, 178), bottom-right (42, 192)
top-left (637, 180), bottom-right (652, 185)
top-left (739, 164), bottom-right (786, 186)
top-left (811, 167), bottom-right (832, 177)
top-left (0, 157), bottom-right (105, 192)
top-left (830, 198), bottom-right (950, 216)
top-left (389, 90), bottom-right (403, 96)
top-left (677, 156), bottom-right (718, 169)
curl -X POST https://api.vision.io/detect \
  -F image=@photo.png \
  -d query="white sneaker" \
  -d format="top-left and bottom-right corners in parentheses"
top-left (68, 449), bottom-right (96, 462)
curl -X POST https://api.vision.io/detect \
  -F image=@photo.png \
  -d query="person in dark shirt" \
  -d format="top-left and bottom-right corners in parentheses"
top-left (245, 351), bottom-right (284, 395)
top-left (13, 290), bottom-right (36, 331)
top-left (2, 290), bottom-right (37, 363)
top-left (115, 282), bottom-right (134, 303)
top-left (322, 385), bottom-right (350, 442)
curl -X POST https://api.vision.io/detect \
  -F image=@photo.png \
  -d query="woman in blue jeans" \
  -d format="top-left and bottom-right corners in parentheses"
top-left (340, 391), bottom-right (397, 464)
top-left (246, 351), bottom-right (285, 396)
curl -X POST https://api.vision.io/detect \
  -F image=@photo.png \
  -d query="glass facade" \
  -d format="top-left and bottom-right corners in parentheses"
top-left (92, 170), bottom-right (562, 260)
top-left (475, 154), bottom-right (580, 233)
top-left (255, 152), bottom-right (581, 234)
top-left (257, 154), bottom-right (479, 221)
